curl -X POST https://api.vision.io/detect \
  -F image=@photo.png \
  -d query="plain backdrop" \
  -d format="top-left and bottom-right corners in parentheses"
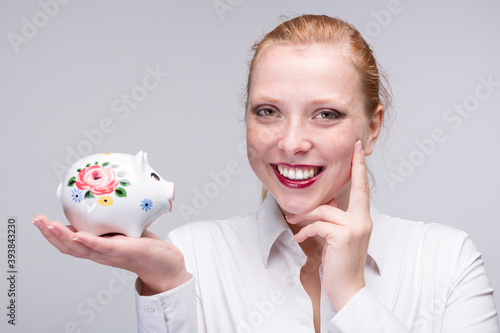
top-left (1, 0), bottom-right (499, 332)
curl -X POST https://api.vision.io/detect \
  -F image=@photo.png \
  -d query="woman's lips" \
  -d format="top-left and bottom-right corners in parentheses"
top-left (272, 164), bottom-right (323, 188)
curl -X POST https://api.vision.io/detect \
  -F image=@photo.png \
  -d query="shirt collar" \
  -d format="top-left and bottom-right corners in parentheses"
top-left (257, 194), bottom-right (385, 275)
top-left (257, 194), bottom-right (292, 268)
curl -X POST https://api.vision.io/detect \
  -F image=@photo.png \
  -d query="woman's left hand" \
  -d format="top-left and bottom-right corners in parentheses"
top-left (286, 140), bottom-right (372, 310)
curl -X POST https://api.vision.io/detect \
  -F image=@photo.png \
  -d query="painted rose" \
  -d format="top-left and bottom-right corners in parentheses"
top-left (75, 165), bottom-right (119, 195)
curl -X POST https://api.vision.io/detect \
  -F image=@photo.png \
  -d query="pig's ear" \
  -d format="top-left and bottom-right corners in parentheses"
top-left (133, 151), bottom-right (149, 172)
top-left (56, 183), bottom-right (62, 201)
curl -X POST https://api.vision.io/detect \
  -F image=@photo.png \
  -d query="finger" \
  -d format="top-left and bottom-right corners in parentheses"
top-left (286, 205), bottom-right (346, 226)
top-left (293, 221), bottom-right (337, 243)
top-left (32, 215), bottom-right (48, 230)
top-left (33, 216), bottom-right (72, 252)
top-left (34, 215), bottom-right (100, 258)
top-left (348, 140), bottom-right (370, 217)
top-left (73, 231), bottom-right (129, 256)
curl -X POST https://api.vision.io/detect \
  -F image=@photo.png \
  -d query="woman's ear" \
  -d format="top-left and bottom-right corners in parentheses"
top-left (363, 104), bottom-right (384, 156)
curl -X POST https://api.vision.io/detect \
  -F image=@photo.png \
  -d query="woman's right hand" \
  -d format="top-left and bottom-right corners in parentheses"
top-left (32, 215), bottom-right (190, 296)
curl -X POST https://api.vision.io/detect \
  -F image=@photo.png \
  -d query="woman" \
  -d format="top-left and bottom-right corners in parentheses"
top-left (34, 15), bottom-right (499, 332)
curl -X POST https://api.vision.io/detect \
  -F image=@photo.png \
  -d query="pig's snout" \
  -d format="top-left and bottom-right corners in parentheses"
top-left (164, 181), bottom-right (175, 212)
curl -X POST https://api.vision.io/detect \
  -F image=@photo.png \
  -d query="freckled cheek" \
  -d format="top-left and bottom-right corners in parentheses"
top-left (324, 148), bottom-right (352, 174)
top-left (246, 122), bottom-right (279, 159)
top-left (320, 133), bottom-right (356, 175)
top-left (246, 123), bottom-right (260, 158)
top-left (322, 128), bottom-right (356, 156)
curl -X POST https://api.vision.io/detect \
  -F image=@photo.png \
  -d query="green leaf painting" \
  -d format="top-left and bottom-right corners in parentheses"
top-left (115, 187), bottom-right (127, 197)
top-left (119, 179), bottom-right (131, 186)
top-left (67, 177), bottom-right (76, 187)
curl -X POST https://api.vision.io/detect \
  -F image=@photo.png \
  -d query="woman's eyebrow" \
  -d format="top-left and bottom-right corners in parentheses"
top-left (249, 96), bottom-right (350, 110)
top-left (309, 98), bottom-right (350, 110)
top-left (249, 96), bottom-right (280, 104)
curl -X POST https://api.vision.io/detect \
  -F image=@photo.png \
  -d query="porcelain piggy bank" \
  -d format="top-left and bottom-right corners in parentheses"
top-left (56, 151), bottom-right (174, 237)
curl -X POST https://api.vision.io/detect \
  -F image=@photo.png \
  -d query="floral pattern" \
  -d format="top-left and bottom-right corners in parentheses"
top-left (71, 188), bottom-right (83, 203)
top-left (75, 165), bottom-right (119, 195)
top-left (141, 199), bottom-right (153, 212)
top-left (66, 160), bottom-right (131, 207)
top-left (97, 196), bottom-right (114, 207)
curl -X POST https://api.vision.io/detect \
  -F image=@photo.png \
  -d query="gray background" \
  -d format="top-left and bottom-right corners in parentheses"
top-left (1, 0), bottom-right (499, 332)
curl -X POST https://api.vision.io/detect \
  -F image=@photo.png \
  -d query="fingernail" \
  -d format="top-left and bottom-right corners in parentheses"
top-left (73, 236), bottom-right (85, 244)
top-left (47, 225), bottom-right (60, 236)
top-left (356, 140), bottom-right (365, 154)
top-left (32, 218), bottom-right (43, 229)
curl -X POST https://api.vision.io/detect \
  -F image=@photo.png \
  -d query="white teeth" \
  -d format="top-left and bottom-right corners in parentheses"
top-left (276, 165), bottom-right (319, 180)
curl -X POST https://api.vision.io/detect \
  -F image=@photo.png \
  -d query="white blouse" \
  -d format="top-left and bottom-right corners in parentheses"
top-left (135, 195), bottom-right (499, 332)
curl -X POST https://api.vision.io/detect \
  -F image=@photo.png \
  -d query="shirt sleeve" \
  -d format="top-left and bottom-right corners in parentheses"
top-left (135, 275), bottom-right (198, 333)
top-left (440, 235), bottom-right (499, 333)
top-left (327, 287), bottom-right (411, 333)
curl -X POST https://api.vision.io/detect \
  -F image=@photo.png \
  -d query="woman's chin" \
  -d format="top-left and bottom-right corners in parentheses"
top-left (276, 199), bottom-right (318, 216)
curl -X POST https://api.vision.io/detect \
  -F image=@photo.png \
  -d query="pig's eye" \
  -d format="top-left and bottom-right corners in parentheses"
top-left (151, 173), bottom-right (160, 181)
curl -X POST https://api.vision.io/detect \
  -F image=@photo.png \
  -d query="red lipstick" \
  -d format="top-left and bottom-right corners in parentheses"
top-left (272, 164), bottom-right (323, 189)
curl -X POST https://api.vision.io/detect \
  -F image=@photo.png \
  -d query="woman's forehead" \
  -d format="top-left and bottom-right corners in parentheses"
top-left (248, 44), bottom-right (363, 107)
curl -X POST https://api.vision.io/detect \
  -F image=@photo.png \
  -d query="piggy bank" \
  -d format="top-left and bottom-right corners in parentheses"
top-left (56, 151), bottom-right (174, 237)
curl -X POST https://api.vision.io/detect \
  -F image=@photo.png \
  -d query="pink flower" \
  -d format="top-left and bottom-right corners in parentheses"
top-left (75, 165), bottom-right (119, 195)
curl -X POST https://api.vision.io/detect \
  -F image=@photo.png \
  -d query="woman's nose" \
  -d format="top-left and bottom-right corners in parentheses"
top-left (277, 121), bottom-right (312, 155)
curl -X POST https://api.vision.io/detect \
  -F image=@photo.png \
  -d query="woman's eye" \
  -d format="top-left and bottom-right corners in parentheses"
top-left (316, 111), bottom-right (339, 119)
top-left (258, 108), bottom-right (277, 117)
top-left (151, 172), bottom-right (160, 181)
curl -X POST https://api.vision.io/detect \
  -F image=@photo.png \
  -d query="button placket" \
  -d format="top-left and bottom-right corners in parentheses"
top-left (300, 317), bottom-right (311, 326)
top-left (144, 305), bottom-right (156, 314)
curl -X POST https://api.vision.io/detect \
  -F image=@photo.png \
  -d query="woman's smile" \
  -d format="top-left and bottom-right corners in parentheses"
top-left (275, 164), bottom-right (323, 180)
top-left (272, 163), bottom-right (324, 188)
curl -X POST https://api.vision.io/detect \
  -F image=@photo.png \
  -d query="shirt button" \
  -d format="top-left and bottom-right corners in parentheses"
top-left (300, 318), bottom-right (310, 326)
top-left (144, 306), bottom-right (156, 314)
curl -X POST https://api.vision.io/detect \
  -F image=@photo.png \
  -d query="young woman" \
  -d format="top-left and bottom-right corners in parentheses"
top-left (34, 15), bottom-right (499, 332)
